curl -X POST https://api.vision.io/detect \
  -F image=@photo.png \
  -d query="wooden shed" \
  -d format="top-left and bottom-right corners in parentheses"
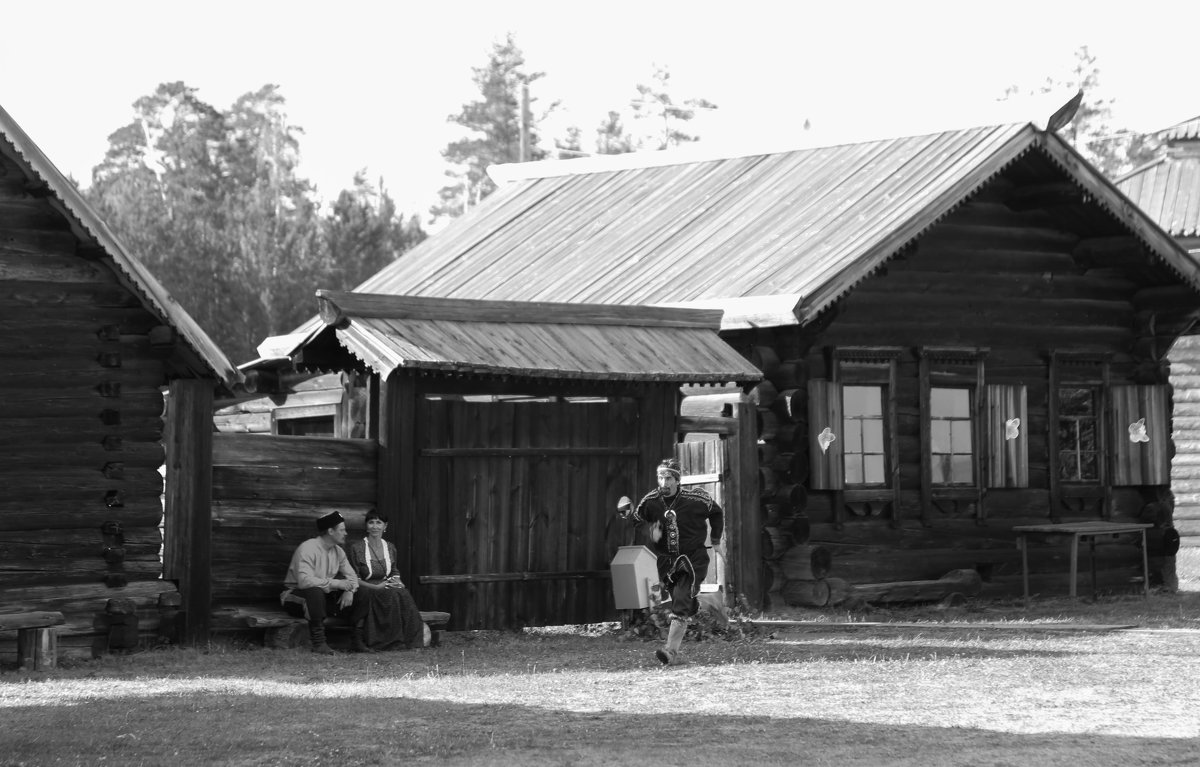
top-left (216, 291), bottom-right (761, 630)
top-left (1117, 115), bottom-right (1200, 552)
top-left (308, 121), bottom-right (1200, 603)
top-left (0, 103), bottom-right (239, 660)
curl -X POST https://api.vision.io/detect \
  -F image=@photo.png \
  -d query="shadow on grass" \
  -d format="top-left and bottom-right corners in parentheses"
top-left (0, 691), bottom-right (1194, 767)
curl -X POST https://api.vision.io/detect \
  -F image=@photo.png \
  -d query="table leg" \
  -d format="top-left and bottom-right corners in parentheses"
top-left (1069, 533), bottom-right (1079, 599)
top-left (1089, 536), bottom-right (1098, 600)
top-left (1019, 534), bottom-right (1029, 602)
top-left (1140, 529), bottom-right (1150, 597)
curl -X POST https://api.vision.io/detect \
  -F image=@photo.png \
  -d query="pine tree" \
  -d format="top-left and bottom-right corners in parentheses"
top-left (432, 33), bottom-right (554, 221)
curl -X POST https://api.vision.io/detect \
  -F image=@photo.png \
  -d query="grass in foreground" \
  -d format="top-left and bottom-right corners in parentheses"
top-left (3, 587), bottom-right (1199, 767)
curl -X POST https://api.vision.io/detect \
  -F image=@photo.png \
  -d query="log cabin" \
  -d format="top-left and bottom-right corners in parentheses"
top-left (0, 103), bottom-right (239, 661)
top-left (273, 120), bottom-right (1200, 606)
top-left (1116, 115), bottom-right (1200, 554)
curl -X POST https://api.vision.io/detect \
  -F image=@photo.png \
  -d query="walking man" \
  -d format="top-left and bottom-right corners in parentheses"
top-left (622, 458), bottom-right (724, 665)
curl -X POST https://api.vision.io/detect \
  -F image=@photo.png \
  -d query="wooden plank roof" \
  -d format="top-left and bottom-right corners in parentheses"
top-left (1117, 118), bottom-right (1200, 238)
top-left (337, 122), bottom-right (1195, 331)
top-left (0, 103), bottom-right (240, 385)
top-left (313, 290), bottom-right (762, 383)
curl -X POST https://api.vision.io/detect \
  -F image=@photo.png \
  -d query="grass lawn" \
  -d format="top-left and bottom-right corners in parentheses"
top-left (2, 554), bottom-right (1199, 766)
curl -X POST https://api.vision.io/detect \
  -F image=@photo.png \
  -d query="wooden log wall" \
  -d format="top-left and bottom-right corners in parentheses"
top-left (716, 186), bottom-right (1182, 601)
top-left (1169, 337), bottom-right (1200, 548)
top-left (210, 433), bottom-right (378, 608)
top-left (0, 150), bottom-right (182, 660)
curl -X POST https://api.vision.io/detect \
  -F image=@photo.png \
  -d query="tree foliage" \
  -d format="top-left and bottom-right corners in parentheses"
top-left (594, 110), bottom-right (635, 155)
top-left (87, 82), bottom-right (424, 364)
top-left (433, 33), bottom-right (555, 221)
top-left (560, 65), bottom-right (717, 157)
top-left (629, 65), bottom-right (717, 150)
top-left (1004, 46), bottom-right (1158, 178)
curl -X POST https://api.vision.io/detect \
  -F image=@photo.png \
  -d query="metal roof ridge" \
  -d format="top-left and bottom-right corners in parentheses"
top-left (489, 122), bottom-right (1030, 184)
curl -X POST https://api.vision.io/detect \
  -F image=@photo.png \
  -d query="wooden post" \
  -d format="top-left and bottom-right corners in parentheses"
top-left (378, 372), bottom-right (418, 589)
top-left (163, 379), bottom-right (214, 645)
top-left (730, 400), bottom-right (763, 609)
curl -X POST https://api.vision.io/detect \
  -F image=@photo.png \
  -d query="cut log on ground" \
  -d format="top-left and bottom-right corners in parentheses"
top-left (824, 576), bottom-right (852, 606)
top-left (781, 579), bottom-right (830, 608)
top-left (780, 544), bottom-right (831, 580)
top-left (851, 569), bottom-right (983, 604)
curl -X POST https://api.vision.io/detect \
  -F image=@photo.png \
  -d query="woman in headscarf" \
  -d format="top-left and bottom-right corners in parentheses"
top-left (346, 510), bottom-right (427, 651)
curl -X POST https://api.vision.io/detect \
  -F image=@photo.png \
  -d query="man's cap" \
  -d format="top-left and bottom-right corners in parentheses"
top-left (317, 510), bottom-right (345, 533)
top-left (657, 458), bottom-right (681, 478)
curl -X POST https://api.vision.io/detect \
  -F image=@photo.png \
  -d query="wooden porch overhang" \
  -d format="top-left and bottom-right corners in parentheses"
top-left (312, 290), bottom-right (763, 384)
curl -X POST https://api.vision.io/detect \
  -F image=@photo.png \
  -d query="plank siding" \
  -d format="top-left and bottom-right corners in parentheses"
top-left (415, 397), bottom-right (643, 630)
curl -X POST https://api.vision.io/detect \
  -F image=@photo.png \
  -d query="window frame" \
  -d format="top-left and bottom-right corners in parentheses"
top-left (272, 403), bottom-right (340, 437)
top-left (1046, 351), bottom-right (1111, 520)
top-left (918, 346), bottom-right (987, 524)
top-left (929, 386), bottom-right (976, 486)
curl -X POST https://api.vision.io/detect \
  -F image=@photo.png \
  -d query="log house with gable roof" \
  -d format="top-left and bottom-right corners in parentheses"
top-left (282, 120), bottom-right (1200, 605)
top-left (0, 103), bottom-right (239, 660)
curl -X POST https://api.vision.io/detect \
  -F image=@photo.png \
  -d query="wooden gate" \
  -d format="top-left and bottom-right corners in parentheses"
top-left (414, 397), bottom-right (640, 630)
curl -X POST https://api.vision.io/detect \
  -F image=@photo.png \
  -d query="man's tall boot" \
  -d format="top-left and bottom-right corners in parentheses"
top-left (309, 623), bottom-right (335, 655)
top-left (350, 621), bottom-right (373, 653)
top-left (655, 617), bottom-right (687, 665)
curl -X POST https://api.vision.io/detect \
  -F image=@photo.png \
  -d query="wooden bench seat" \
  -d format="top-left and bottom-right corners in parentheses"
top-left (227, 606), bottom-right (450, 649)
top-left (0, 611), bottom-right (65, 671)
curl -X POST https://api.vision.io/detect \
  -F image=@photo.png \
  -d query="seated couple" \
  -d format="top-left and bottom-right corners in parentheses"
top-left (280, 510), bottom-right (426, 654)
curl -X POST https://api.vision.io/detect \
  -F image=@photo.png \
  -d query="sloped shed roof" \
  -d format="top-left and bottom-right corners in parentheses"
top-left (313, 290), bottom-right (761, 384)
top-left (0, 103), bottom-right (240, 385)
top-left (1116, 116), bottom-right (1200, 238)
top-left (345, 122), bottom-right (1194, 331)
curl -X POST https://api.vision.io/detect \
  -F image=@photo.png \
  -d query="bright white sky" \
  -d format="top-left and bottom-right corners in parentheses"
top-left (3, 0), bottom-right (1198, 222)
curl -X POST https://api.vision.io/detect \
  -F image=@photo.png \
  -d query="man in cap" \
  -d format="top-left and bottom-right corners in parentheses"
top-left (280, 511), bottom-right (361, 654)
top-left (621, 457), bottom-right (724, 665)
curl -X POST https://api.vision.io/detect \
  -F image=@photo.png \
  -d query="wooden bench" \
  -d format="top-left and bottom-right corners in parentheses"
top-left (1, 611), bottom-right (65, 671)
top-left (227, 607), bottom-right (450, 650)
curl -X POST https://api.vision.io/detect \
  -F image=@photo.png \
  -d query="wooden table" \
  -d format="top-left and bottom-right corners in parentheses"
top-left (1012, 521), bottom-right (1152, 600)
